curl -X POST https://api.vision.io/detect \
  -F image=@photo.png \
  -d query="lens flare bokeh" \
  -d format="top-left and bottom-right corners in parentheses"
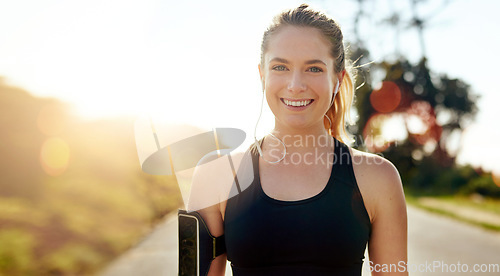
top-left (39, 137), bottom-right (70, 176)
top-left (370, 81), bottom-right (401, 113)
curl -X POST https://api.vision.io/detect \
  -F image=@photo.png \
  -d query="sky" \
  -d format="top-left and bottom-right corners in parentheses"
top-left (0, 0), bottom-right (499, 171)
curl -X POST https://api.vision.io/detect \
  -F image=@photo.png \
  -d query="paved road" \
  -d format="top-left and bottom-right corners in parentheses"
top-left (405, 206), bottom-right (500, 275)
top-left (99, 206), bottom-right (500, 276)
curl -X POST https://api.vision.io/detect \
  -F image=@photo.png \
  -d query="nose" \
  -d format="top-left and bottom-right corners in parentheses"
top-left (287, 70), bottom-right (306, 93)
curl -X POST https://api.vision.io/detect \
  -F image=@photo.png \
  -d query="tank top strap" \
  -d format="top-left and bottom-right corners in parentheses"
top-left (331, 137), bottom-right (356, 187)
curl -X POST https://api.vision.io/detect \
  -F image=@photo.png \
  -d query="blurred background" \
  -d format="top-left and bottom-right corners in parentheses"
top-left (0, 0), bottom-right (499, 275)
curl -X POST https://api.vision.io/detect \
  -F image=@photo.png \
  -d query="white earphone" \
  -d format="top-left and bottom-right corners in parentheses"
top-left (334, 80), bottom-right (340, 97)
top-left (329, 81), bottom-right (340, 109)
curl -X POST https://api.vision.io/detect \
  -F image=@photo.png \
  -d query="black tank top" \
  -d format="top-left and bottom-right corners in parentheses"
top-left (223, 138), bottom-right (371, 276)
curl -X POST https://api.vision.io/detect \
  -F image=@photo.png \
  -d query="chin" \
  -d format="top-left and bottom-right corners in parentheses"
top-left (279, 117), bottom-right (313, 130)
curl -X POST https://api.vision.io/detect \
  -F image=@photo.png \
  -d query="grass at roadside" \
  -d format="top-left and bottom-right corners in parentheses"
top-left (404, 189), bottom-right (500, 232)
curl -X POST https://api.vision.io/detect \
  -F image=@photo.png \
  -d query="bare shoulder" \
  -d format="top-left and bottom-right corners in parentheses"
top-left (349, 147), bottom-right (402, 187)
top-left (188, 151), bottom-right (247, 217)
top-left (186, 150), bottom-right (247, 247)
top-left (348, 147), bottom-right (406, 223)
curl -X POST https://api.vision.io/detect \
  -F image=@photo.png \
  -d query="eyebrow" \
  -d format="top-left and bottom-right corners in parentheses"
top-left (269, 57), bottom-right (327, 66)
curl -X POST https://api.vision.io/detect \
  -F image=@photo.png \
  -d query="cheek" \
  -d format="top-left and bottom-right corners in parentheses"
top-left (265, 74), bottom-right (284, 91)
top-left (265, 89), bottom-right (279, 107)
top-left (311, 77), bottom-right (334, 97)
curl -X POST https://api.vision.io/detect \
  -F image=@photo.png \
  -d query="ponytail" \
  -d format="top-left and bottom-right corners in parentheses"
top-left (324, 65), bottom-right (356, 143)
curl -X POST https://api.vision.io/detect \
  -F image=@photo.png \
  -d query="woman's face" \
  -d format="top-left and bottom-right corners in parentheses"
top-left (259, 26), bottom-right (339, 133)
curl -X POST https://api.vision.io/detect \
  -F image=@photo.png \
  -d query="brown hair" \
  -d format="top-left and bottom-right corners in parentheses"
top-left (260, 4), bottom-right (356, 143)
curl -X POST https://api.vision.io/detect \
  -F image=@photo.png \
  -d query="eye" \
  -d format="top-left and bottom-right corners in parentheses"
top-left (272, 65), bottom-right (287, 71)
top-left (308, 67), bottom-right (323, 73)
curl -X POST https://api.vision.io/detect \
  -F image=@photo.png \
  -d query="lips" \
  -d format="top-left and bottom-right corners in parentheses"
top-left (281, 98), bottom-right (314, 107)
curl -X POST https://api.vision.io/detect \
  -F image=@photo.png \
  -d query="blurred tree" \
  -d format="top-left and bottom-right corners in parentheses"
top-left (355, 59), bottom-right (478, 162)
top-left (343, 0), bottom-right (479, 190)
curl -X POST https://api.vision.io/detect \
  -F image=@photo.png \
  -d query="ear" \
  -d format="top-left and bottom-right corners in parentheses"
top-left (337, 70), bottom-right (346, 87)
top-left (258, 63), bottom-right (265, 90)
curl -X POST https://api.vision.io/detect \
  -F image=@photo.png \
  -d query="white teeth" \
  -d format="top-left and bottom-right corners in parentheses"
top-left (283, 99), bottom-right (312, 107)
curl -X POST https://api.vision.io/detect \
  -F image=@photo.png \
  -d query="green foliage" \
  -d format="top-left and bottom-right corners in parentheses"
top-left (40, 243), bottom-right (105, 275)
top-left (0, 229), bottom-right (35, 275)
top-left (410, 161), bottom-right (475, 193)
top-left (460, 174), bottom-right (500, 198)
top-left (407, 156), bottom-right (442, 190)
top-left (434, 165), bottom-right (477, 193)
top-left (0, 198), bottom-right (49, 227)
top-left (404, 157), bottom-right (500, 198)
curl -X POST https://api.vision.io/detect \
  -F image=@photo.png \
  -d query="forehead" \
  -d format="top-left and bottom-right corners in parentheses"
top-left (265, 26), bottom-right (333, 64)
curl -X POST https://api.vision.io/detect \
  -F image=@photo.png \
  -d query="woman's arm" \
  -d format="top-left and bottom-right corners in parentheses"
top-left (367, 159), bottom-right (407, 275)
top-left (196, 205), bottom-right (227, 276)
top-left (351, 149), bottom-right (408, 275)
top-left (187, 153), bottom-right (234, 276)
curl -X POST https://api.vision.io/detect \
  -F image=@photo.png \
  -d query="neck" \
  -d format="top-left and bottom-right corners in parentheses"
top-left (269, 122), bottom-right (334, 151)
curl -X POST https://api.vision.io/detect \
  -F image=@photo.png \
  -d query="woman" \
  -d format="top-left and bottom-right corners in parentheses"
top-left (188, 4), bottom-right (407, 275)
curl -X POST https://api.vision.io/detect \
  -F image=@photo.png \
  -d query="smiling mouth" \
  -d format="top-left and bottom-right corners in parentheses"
top-left (281, 98), bottom-right (314, 107)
